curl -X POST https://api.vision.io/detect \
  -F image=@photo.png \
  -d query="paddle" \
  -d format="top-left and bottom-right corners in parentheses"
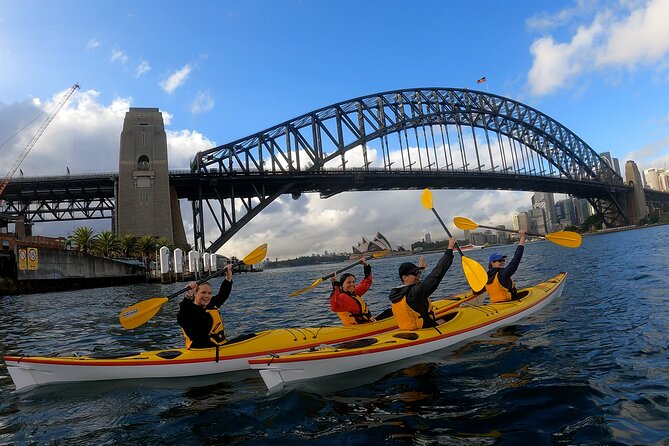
top-left (453, 216), bottom-right (582, 248)
top-left (290, 250), bottom-right (389, 297)
top-left (420, 189), bottom-right (488, 292)
top-left (119, 243), bottom-right (268, 329)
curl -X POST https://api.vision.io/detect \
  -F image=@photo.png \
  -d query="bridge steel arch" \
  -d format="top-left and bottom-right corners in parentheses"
top-left (190, 88), bottom-right (630, 252)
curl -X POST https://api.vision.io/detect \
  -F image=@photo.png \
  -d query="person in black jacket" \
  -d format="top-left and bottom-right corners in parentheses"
top-left (177, 265), bottom-right (233, 348)
top-left (388, 237), bottom-right (457, 330)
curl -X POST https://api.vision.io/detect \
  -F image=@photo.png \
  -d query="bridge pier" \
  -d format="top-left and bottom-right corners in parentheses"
top-left (623, 160), bottom-right (649, 224)
top-left (115, 108), bottom-right (187, 246)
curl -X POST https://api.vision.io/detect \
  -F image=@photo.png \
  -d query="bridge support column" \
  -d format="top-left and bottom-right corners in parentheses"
top-left (116, 108), bottom-right (186, 245)
top-left (623, 160), bottom-right (648, 224)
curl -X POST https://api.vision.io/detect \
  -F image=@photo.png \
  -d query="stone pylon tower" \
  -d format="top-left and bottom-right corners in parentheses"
top-left (623, 160), bottom-right (648, 224)
top-left (115, 108), bottom-right (187, 246)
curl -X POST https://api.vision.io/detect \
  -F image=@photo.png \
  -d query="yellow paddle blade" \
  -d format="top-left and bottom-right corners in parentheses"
top-left (453, 216), bottom-right (479, 231)
top-left (461, 256), bottom-right (488, 292)
top-left (241, 243), bottom-right (268, 265)
top-left (545, 231), bottom-right (582, 248)
top-left (289, 277), bottom-right (324, 298)
top-left (119, 297), bottom-right (169, 329)
top-left (420, 188), bottom-right (434, 210)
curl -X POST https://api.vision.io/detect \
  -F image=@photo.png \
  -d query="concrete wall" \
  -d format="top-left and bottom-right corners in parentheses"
top-left (16, 248), bottom-right (146, 281)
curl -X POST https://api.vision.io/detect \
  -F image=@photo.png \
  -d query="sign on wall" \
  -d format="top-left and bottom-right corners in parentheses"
top-left (27, 247), bottom-right (39, 270)
top-left (18, 248), bottom-right (27, 270)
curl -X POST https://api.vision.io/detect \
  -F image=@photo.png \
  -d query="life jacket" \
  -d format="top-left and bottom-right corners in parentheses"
top-left (391, 294), bottom-right (436, 330)
top-left (182, 309), bottom-right (226, 349)
top-left (486, 272), bottom-right (517, 303)
top-left (336, 294), bottom-right (373, 325)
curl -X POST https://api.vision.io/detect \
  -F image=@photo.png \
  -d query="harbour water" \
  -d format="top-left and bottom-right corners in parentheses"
top-left (1, 226), bottom-right (668, 445)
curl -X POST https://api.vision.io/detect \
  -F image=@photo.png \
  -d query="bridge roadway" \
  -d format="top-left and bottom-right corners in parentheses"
top-left (0, 168), bottom-right (642, 223)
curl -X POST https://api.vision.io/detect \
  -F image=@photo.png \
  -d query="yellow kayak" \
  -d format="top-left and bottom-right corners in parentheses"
top-left (250, 272), bottom-right (567, 390)
top-left (4, 289), bottom-right (479, 391)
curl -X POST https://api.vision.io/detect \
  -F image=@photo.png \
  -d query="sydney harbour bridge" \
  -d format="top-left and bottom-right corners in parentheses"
top-left (1, 88), bottom-right (667, 252)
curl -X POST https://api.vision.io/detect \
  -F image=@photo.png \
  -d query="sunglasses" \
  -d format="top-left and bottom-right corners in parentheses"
top-left (410, 271), bottom-right (422, 277)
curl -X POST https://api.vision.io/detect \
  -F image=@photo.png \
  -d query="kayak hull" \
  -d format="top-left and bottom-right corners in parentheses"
top-left (250, 272), bottom-right (566, 390)
top-left (4, 290), bottom-right (477, 391)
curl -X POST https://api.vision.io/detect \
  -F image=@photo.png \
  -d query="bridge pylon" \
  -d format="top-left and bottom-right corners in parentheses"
top-left (116, 108), bottom-right (187, 246)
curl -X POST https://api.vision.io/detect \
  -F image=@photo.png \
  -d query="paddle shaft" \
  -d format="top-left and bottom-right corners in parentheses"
top-left (165, 258), bottom-right (246, 300)
top-left (430, 208), bottom-right (466, 257)
top-left (474, 223), bottom-right (538, 237)
top-left (321, 255), bottom-right (373, 281)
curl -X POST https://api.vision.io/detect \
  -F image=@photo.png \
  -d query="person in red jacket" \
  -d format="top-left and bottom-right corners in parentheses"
top-left (329, 257), bottom-right (374, 325)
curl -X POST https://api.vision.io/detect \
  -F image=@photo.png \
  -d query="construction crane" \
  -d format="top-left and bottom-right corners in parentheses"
top-left (0, 83), bottom-right (80, 198)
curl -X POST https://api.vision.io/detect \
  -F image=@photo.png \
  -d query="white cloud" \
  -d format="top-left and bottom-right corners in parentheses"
top-left (86, 39), bottom-right (101, 51)
top-left (110, 49), bottom-right (128, 64)
top-left (166, 129), bottom-right (216, 169)
top-left (596, 0), bottom-right (669, 66)
top-left (160, 64), bottom-right (191, 94)
top-left (191, 90), bottom-right (215, 114)
top-left (135, 60), bottom-right (151, 78)
top-left (527, 0), bottom-right (669, 96)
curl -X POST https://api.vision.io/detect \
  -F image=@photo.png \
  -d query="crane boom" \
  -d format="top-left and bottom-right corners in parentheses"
top-left (0, 83), bottom-right (80, 197)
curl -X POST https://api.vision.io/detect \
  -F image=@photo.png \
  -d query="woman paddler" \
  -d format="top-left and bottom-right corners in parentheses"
top-left (177, 264), bottom-right (233, 348)
top-left (329, 256), bottom-right (374, 325)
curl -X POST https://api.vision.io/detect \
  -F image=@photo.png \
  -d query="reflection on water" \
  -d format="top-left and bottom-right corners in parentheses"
top-left (1, 225), bottom-right (669, 444)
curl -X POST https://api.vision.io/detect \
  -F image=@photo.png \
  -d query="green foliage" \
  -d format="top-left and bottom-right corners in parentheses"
top-left (580, 215), bottom-right (604, 232)
top-left (95, 230), bottom-right (121, 257)
top-left (69, 227), bottom-right (98, 254)
top-left (120, 234), bottom-right (138, 257)
top-left (136, 236), bottom-right (158, 260)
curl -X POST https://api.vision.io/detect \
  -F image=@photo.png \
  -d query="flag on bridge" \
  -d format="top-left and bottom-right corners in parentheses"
top-left (477, 76), bottom-right (487, 84)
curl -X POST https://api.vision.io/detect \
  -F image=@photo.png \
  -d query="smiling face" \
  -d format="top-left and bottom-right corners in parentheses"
top-left (193, 283), bottom-right (213, 308)
top-left (341, 275), bottom-right (356, 293)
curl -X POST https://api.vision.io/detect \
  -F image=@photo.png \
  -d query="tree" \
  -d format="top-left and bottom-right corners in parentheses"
top-left (120, 234), bottom-right (137, 258)
top-left (136, 235), bottom-right (158, 264)
top-left (69, 227), bottom-right (98, 254)
top-left (95, 230), bottom-right (121, 257)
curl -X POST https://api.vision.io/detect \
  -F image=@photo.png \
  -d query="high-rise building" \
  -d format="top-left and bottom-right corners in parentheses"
top-left (531, 192), bottom-right (556, 232)
top-left (643, 168), bottom-right (662, 190)
top-left (600, 151), bottom-right (622, 177)
top-left (659, 171), bottom-right (669, 192)
top-left (514, 212), bottom-right (531, 232)
top-left (573, 197), bottom-right (592, 225)
top-left (555, 198), bottom-right (578, 226)
top-left (529, 208), bottom-right (547, 234)
top-left (424, 233), bottom-right (432, 244)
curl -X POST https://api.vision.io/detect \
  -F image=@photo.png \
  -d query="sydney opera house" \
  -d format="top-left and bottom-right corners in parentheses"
top-left (351, 232), bottom-right (408, 255)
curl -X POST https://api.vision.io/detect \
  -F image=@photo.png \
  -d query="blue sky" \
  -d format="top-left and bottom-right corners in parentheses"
top-left (2, 0), bottom-right (669, 259)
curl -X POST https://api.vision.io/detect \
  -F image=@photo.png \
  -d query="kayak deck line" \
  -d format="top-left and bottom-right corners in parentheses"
top-left (249, 274), bottom-right (563, 364)
top-left (248, 272), bottom-right (567, 390)
top-left (3, 294), bottom-right (478, 367)
top-left (3, 290), bottom-right (480, 391)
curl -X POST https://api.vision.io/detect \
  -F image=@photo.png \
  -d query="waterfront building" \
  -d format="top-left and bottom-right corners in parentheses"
top-left (529, 208), bottom-right (547, 234)
top-left (352, 232), bottom-right (406, 254)
top-left (424, 233), bottom-right (432, 244)
top-left (532, 192), bottom-right (556, 232)
top-left (513, 211), bottom-right (531, 232)
top-left (643, 168), bottom-right (663, 191)
top-left (600, 151), bottom-right (622, 177)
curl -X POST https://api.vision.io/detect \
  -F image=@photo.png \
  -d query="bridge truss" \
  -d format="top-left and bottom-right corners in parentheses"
top-left (190, 88), bottom-right (629, 252)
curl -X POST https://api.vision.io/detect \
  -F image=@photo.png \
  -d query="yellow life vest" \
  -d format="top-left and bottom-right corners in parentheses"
top-left (182, 309), bottom-right (226, 349)
top-left (391, 295), bottom-right (434, 330)
top-left (486, 272), bottom-right (516, 303)
top-left (336, 294), bottom-right (372, 325)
